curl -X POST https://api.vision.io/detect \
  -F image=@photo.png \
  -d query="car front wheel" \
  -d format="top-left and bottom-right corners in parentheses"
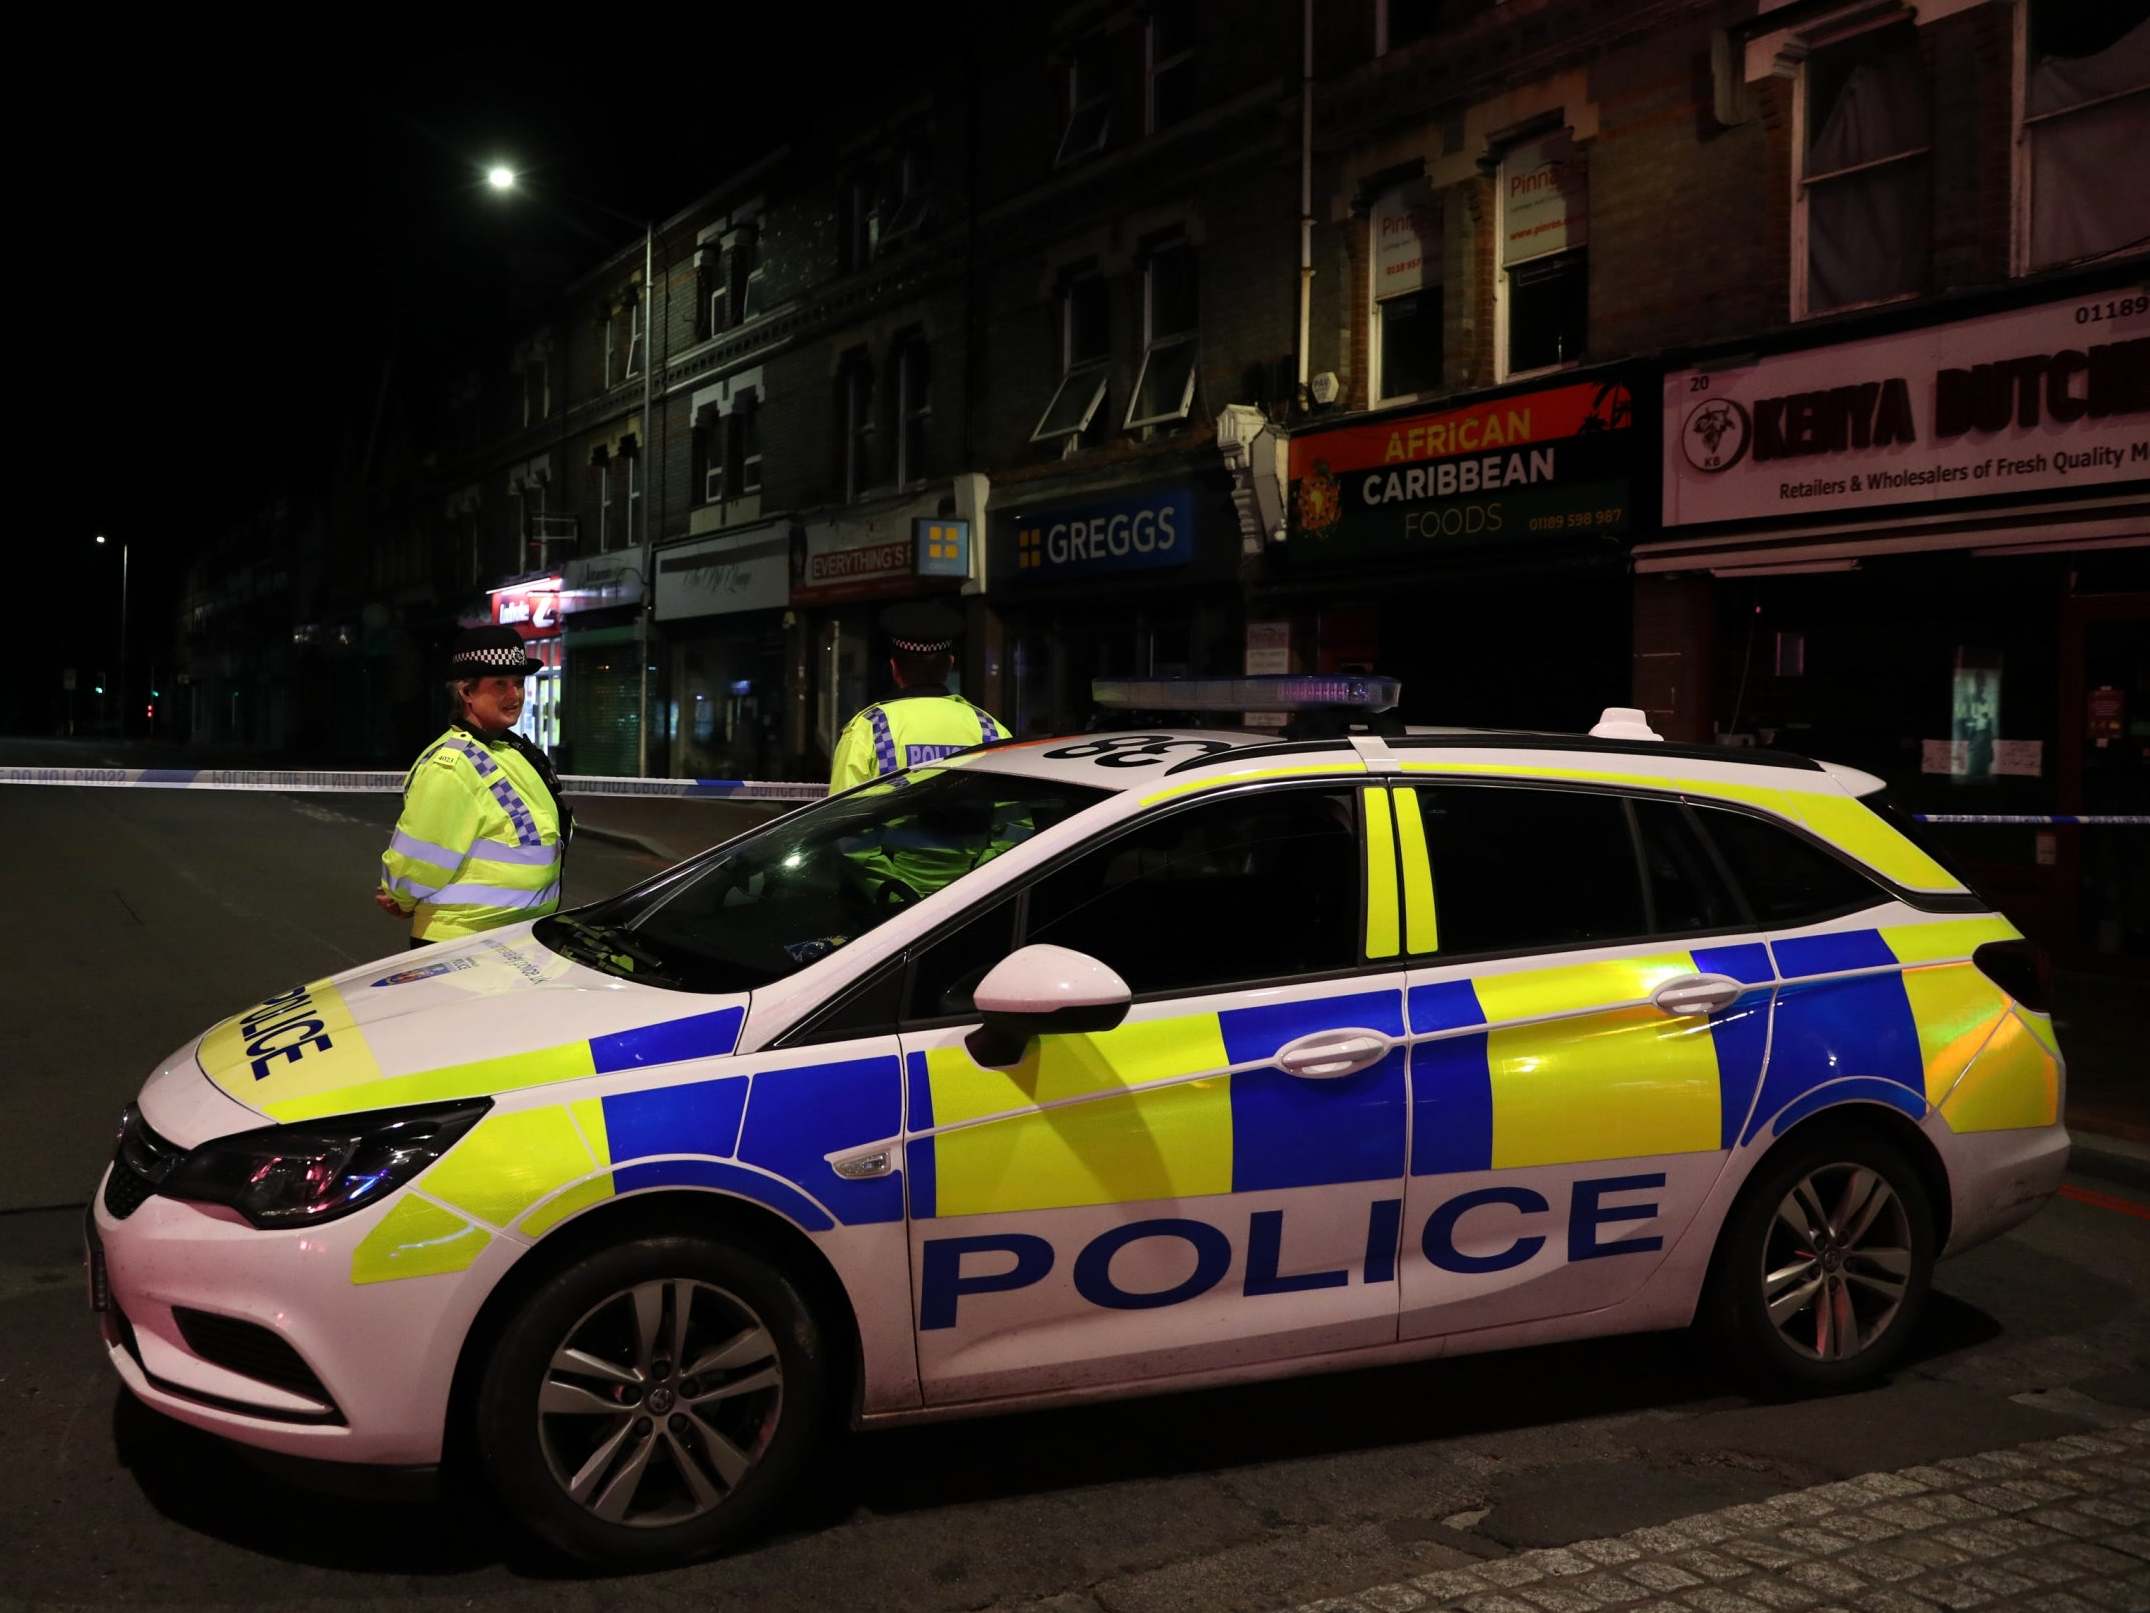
top-left (1708, 1130), bottom-right (1936, 1393)
top-left (475, 1232), bottom-right (831, 1567)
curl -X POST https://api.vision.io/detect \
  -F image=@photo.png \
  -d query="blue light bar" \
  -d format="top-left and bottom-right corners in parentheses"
top-left (1092, 674), bottom-right (1402, 712)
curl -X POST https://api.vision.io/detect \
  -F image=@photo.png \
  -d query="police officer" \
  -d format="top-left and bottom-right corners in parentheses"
top-left (828, 601), bottom-right (1006, 791)
top-left (375, 626), bottom-right (575, 948)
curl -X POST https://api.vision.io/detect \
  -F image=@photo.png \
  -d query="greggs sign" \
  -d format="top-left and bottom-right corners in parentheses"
top-left (1288, 376), bottom-right (1636, 558)
top-left (1662, 292), bottom-right (2149, 526)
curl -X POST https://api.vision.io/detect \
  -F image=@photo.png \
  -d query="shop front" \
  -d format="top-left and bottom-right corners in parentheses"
top-left (1643, 278), bottom-right (2148, 965)
top-left (1276, 365), bottom-right (1646, 732)
top-left (984, 468), bottom-right (1244, 738)
top-left (478, 574), bottom-right (565, 756)
top-left (556, 547), bottom-right (645, 777)
top-left (794, 494), bottom-right (975, 770)
top-left (655, 522), bottom-right (790, 780)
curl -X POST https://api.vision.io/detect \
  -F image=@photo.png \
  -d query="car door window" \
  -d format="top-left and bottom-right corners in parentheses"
top-left (1631, 799), bottom-right (1744, 936)
top-left (1414, 785), bottom-right (1645, 954)
top-left (1693, 803), bottom-right (1884, 925)
top-left (1023, 787), bottom-right (1362, 993)
top-left (906, 897), bottom-right (1019, 1022)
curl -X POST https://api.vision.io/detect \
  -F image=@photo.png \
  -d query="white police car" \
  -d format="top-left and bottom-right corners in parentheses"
top-left (89, 680), bottom-right (2068, 1567)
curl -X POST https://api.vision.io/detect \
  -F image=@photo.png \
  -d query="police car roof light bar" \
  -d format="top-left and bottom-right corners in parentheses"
top-left (1092, 675), bottom-right (1402, 713)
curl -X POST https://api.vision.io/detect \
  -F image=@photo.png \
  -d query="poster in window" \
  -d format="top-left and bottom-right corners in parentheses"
top-left (1502, 131), bottom-right (1587, 266)
top-left (1374, 181), bottom-right (1440, 298)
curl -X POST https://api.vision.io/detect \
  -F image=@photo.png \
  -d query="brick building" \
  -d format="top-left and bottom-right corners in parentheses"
top-left (210, 0), bottom-right (2144, 954)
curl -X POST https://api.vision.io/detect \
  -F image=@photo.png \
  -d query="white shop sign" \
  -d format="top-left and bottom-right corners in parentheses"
top-left (1663, 293), bottom-right (2149, 527)
top-left (656, 525), bottom-right (789, 621)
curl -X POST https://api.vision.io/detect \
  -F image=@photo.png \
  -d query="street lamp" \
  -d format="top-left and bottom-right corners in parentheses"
top-left (96, 534), bottom-right (128, 739)
top-left (486, 165), bottom-right (661, 777)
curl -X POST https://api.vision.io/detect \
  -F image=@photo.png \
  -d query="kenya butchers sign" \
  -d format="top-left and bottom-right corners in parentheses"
top-left (1289, 374), bottom-right (1636, 558)
top-left (1663, 292), bottom-right (2148, 527)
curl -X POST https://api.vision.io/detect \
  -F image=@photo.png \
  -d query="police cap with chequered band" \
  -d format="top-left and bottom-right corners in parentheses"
top-left (880, 600), bottom-right (964, 656)
top-left (446, 624), bottom-right (543, 679)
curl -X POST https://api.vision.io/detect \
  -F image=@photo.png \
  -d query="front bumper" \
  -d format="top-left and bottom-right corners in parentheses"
top-left (90, 1165), bottom-right (518, 1465)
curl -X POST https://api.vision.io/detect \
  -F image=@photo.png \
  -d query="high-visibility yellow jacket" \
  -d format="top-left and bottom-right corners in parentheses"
top-left (379, 727), bottom-right (569, 942)
top-left (828, 688), bottom-right (1004, 793)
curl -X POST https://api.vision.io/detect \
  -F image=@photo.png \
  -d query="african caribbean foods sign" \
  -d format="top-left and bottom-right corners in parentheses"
top-left (1662, 292), bottom-right (2148, 527)
top-left (1288, 376), bottom-right (1636, 560)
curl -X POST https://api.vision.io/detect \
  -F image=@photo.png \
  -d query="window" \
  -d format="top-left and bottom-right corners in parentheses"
top-left (1416, 785), bottom-right (1644, 954)
top-left (1056, 35), bottom-right (1113, 166)
top-left (1125, 243), bottom-right (1198, 429)
top-left (842, 353), bottom-right (875, 500)
top-left (1799, 24), bottom-right (1931, 315)
top-left (1694, 805), bottom-right (1885, 927)
top-left (1373, 182), bottom-right (1443, 401)
top-left (2019, 4), bottom-right (2150, 271)
top-left (728, 224), bottom-right (762, 325)
top-left (626, 443), bottom-right (641, 537)
top-left (844, 171), bottom-right (882, 271)
top-left (1499, 132), bottom-right (1588, 376)
top-left (697, 414), bottom-right (724, 504)
top-left (594, 459), bottom-right (614, 552)
top-left (1026, 788), bottom-right (1362, 994)
top-left (1147, 0), bottom-right (1196, 133)
top-left (518, 356), bottom-right (549, 427)
top-left (907, 897), bottom-right (1018, 1021)
top-left (626, 291), bottom-right (646, 376)
top-left (897, 336), bottom-right (932, 484)
top-left (603, 312), bottom-right (619, 388)
top-left (545, 769), bottom-right (1107, 995)
top-left (881, 145), bottom-right (933, 249)
top-left (732, 393), bottom-right (763, 496)
top-left (1631, 799), bottom-right (1743, 937)
top-left (1032, 270), bottom-right (1110, 447)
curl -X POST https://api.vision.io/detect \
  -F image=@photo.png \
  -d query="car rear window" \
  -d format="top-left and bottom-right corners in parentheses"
top-left (1692, 803), bottom-right (1886, 927)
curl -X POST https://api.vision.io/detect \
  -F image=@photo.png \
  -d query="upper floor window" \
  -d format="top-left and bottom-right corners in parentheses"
top-left (844, 172), bottom-right (883, 271)
top-left (1147, 0), bottom-right (1197, 133)
top-left (1499, 131), bottom-right (1588, 376)
top-left (518, 353), bottom-right (551, 427)
top-left (696, 391), bottom-right (763, 506)
top-left (626, 291), bottom-right (647, 377)
top-left (1126, 242), bottom-right (1198, 430)
top-left (881, 143), bottom-right (933, 250)
top-left (1032, 269), bottom-right (1111, 450)
top-left (896, 335), bottom-right (933, 485)
top-left (1373, 181), bottom-right (1443, 402)
top-left (1056, 35), bottom-right (1113, 166)
top-left (2019, 4), bottom-right (2150, 272)
top-left (841, 351), bottom-right (875, 500)
top-left (1798, 23), bottom-right (1931, 316)
top-left (728, 225), bottom-right (763, 326)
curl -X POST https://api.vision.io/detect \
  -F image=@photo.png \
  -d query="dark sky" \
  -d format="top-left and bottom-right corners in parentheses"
top-left (15, 22), bottom-right (952, 737)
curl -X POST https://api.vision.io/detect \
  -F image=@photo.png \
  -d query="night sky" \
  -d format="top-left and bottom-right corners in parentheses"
top-left (15, 21), bottom-right (952, 737)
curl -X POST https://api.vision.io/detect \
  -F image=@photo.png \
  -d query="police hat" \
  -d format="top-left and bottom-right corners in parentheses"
top-left (446, 624), bottom-right (543, 679)
top-left (880, 600), bottom-right (964, 656)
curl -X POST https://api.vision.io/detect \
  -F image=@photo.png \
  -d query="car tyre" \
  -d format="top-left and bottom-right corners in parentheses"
top-left (476, 1232), bottom-right (830, 1569)
top-left (1706, 1129), bottom-right (1936, 1395)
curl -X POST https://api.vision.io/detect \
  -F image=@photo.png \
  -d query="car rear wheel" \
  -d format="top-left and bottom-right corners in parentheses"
top-left (1708, 1130), bottom-right (1936, 1393)
top-left (475, 1233), bottom-right (830, 1567)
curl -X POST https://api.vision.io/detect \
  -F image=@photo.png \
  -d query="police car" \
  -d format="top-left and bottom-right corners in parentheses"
top-left (88, 679), bottom-right (2068, 1567)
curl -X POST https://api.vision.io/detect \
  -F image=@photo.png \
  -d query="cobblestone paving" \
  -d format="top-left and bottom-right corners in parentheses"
top-left (1280, 1422), bottom-right (2150, 1613)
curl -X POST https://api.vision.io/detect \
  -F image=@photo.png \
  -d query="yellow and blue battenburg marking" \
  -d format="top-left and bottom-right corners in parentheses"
top-left (905, 991), bottom-right (1412, 1220)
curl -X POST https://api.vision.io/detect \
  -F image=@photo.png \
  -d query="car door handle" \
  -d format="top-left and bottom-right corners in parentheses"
top-left (1275, 1029), bottom-right (1392, 1080)
top-left (1650, 973), bottom-right (1745, 1017)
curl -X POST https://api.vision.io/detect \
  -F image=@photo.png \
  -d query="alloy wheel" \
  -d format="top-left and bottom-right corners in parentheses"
top-left (1762, 1163), bottom-right (1914, 1362)
top-left (536, 1278), bottom-right (784, 1528)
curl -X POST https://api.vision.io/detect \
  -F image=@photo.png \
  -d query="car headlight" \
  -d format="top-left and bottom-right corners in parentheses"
top-left (160, 1098), bottom-right (491, 1228)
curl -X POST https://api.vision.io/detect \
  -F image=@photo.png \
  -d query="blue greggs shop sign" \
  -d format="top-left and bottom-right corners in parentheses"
top-left (991, 484), bottom-right (1197, 582)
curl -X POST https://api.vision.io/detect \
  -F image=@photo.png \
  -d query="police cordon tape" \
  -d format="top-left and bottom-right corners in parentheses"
top-left (0, 766), bottom-right (827, 802)
top-left (1, 769), bottom-right (2141, 822)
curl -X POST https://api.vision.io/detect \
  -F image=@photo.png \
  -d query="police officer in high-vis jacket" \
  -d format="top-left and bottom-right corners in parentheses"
top-left (828, 602), bottom-right (1006, 792)
top-left (376, 626), bottom-right (575, 948)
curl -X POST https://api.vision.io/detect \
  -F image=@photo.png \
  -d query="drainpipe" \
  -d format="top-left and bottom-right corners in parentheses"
top-left (1296, 0), bottom-right (1313, 396)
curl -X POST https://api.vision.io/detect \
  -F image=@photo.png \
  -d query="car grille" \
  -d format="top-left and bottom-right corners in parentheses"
top-left (103, 1107), bottom-right (181, 1221)
top-left (173, 1308), bottom-right (339, 1414)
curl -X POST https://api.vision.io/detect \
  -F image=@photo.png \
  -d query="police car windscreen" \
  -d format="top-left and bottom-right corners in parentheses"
top-left (541, 770), bottom-right (1108, 993)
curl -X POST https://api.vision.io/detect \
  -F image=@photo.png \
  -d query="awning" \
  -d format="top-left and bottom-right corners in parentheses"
top-left (1632, 498), bottom-right (2149, 575)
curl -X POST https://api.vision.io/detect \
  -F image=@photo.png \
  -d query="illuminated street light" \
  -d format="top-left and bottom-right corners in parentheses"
top-left (486, 166), bottom-right (516, 191)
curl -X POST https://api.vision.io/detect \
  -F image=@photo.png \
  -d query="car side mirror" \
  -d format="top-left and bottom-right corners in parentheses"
top-left (964, 944), bottom-right (1132, 1068)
